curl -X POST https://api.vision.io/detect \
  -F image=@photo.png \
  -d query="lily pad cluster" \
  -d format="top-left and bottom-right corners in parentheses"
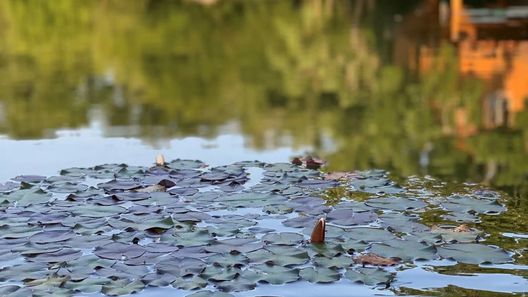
top-left (0, 160), bottom-right (513, 296)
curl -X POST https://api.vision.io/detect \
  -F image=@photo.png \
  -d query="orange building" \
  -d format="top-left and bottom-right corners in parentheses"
top-left (399, 0), bottom-right (528, 130)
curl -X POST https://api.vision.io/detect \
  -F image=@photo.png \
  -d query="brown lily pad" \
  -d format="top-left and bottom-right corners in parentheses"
top-left (354, 253), bottom-right (401, 266)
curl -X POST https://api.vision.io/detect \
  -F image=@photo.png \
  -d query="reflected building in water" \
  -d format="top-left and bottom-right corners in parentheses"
top-left (397, 0), bottom-right (528, 132)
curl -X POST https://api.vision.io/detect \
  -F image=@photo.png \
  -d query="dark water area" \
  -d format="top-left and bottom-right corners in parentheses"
top-left (0, 0), bottom-right (528, 296)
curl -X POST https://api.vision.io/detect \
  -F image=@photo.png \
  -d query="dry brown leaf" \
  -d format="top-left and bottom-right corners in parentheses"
top-left (135, 184), bottom-right (166, 193)
top-left (310, 218), bottom-right (326, 244)
top-left (324, 171), bottom-right (355, 181)
top-left (291, 156), bottom-right (327, 169)
top-left (291, 157), bottom-right (303, 166)
top-left (453, 224), bottom-right (471, 232)
top-left (354, 253), bottom-right (400, 266)
top-left (431, 224), bottom-right (472, 233)
top-left (305, 156), bottom-right (325, 170)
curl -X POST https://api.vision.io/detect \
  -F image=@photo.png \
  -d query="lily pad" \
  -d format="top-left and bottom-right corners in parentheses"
top-left (261, 232), bottom-right (304, 245)
top-left (94, 242), bottom-right (146, 260)
top-left (101, 279), bottom-right (145, 296)
top-left (29, 248), bottom-right (82, 263)
top-left (345, 267), bottom-right (393, 286)
top-left (247, 247), bottom-right (309, 266)
top-left (30, 230), bottom-right (75, 244)
top-left (299, 267), bottom-right (340, 283)
top-left (441, 195), bottom-right (505, 215)
top-left (366, 197), bottom-right (427, 211)
top-left (369, 239), bottom-right (436, 261)
top-left (172, 276), bottom-right (207, 290)
top-left (326, 209), bottom-right (377, 226)
top-left (313, 254), bottom-right (353, 269)
top-left (437, 243), bottom-right (511, 264)
top-left (252, 264), bottom-right (300, 284)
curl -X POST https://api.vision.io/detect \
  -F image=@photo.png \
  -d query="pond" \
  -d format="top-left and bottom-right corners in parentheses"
top-left (0, 0), bottom-right (527, 296)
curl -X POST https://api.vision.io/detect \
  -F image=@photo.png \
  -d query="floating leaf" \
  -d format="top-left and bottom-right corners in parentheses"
top-left (247, 247), bottom-right (309, 267)
top-left (437, 243), bottom-right (511, 264)
top-left (369, 239), bottom-right (436, 261)
top-left (0, 285), bottom-right (21, 295)
top-left (206, 253), bottom-right (249, 268)
top-left (29, 248), bottom-right (82, 263)
top-left (299, 267), bottom-right (340, 283)
top-left (30, 230), bottom-right (75, 244)
top-left (366, 197), bottom-right (427, 211)
top-left (345, 267), bottom-right (394, 286)
top-left (262, 232), bottom-right (304, 245)
top-left (172, 276), bottom-right (207, 290)
top-left (441, 195), bottom-right (505, 215)
top-left (101, 279), bottom-right (145, 296)
top-left (156, 257), bottom-right (206, 276)
top-left (63, 277), bottom-right (109, 293)
top-left (94, 242), bottom-right (145, 260)
top-left (313, 254), bottom-right (353, 269)
top-left (326, 209), bottom-right (377, 226)
top-left (252, 264), bottom-right (299, 284)
top-left (201, 266), bottom-right (241, 282)
top-left (3, 188), bottom-right (51, 206)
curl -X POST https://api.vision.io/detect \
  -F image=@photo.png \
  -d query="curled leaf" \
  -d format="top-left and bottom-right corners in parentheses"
top-left (310, 218), bottom-right (326, 244)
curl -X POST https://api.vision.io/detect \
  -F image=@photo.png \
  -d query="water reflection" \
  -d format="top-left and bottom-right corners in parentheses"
top-left (0, 0), bottom-right (528, 196)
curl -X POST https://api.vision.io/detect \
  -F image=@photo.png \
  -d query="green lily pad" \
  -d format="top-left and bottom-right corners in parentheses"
top-left (219, 193), bottom-right (287, 208)
top-left (340, 227), bottom-right (396, 242)
top-left (46, 181), bottom-right (89, 193)
top-left (172, 229), bottom-right (214, 247)
top-left (306, 242), bottom-right (345, 258)
top-left (379, 212), bottom-right (430, 233)
top-left (252, 264), bottom-right (299, 284)
top-left (206, 253), bottom-right (249, 268)
top-left (201, 266), bottom-right (241, 282)
top-left (156, 257), bottom-right (206, 276)
top-left (313, 254), bottom-right (353, 269)
top-left (326, 209), bottom-right (377, 226)
top-left (166, 159), bottom-right (206, 170)
top-left (247, 245), bottom-right (309, 266)
top-left (299, 267), bottom-right (340, 283)
top-left (366, 197), bottom-right (427, 211)
top-left (72, 205), bottom-right (126, 218)
top-left (94, 242), bottom-right (145, 260)
top-left (29, 248), bottom-right (82, 263)
top-left (437, 243), bottom-right (511, 264)
top-left (263, 204), bottom-right (293, 214)
top-left (101, 279), bottom-right (145, 296)
top-left (0, 262), bottom-right (49, 282)
top-left (369, 239), bottom-right (436, 261)
top-left (345, 267), bottom-right (394, 286)
top-left (172, 276), bottom-right (207, 290)
top-left (30, 230), bottom-right (75, 244)
top-left (0, 285), bottom-right (21, 295)
top-left (63, 277), bottom-right (109, 293)
top-left (2, 189), bottom-right (51, 206)
top-left (441, 195), bottom-right (505, 215)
